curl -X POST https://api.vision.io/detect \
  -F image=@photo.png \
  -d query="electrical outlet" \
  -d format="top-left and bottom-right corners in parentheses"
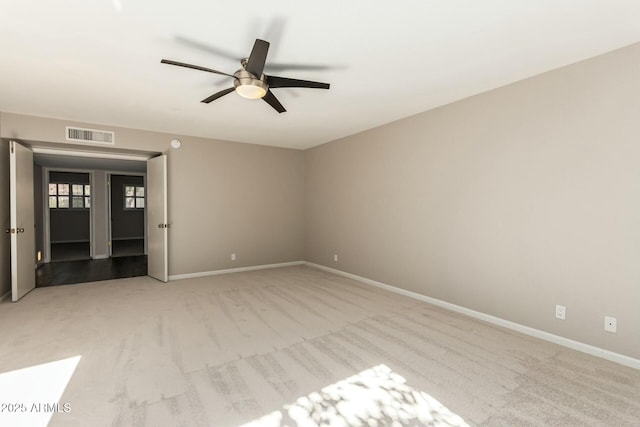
top-left (604, 316), bottom-right (617, 333)
top-left (333, 254), bottom-right (338, 262)
top-left (555, 305), bottom-right (566, 320)
top-left (231, 253), bottom-right (236, 261)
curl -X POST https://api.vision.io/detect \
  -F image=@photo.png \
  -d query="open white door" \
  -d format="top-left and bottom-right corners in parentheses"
top-left (9, 141), bottom-right (36, 301)
top-left (147, 155), bottom-right (168, 282)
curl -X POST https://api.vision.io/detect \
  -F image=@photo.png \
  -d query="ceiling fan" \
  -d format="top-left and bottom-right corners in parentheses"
top-left (161, 39), bottom-right (330, 113)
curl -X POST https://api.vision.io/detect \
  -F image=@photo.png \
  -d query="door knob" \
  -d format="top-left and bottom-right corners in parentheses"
top-left (17, 228), bottom-right (25, 233)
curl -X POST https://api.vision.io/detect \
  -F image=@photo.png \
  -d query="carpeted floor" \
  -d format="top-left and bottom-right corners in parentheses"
top-left (0, 266), bottom-right (638, 426)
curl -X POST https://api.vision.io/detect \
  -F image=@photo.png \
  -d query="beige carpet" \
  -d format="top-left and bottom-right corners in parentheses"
top-left (0, 266), bottom-right (638, 426)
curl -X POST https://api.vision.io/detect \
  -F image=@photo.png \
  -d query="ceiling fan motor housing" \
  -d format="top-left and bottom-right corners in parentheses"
top-left (233, 69), bottom-right (268, 99)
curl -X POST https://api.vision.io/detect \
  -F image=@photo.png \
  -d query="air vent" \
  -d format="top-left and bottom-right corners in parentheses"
top-left (66, 126), bottom-right (115, 144)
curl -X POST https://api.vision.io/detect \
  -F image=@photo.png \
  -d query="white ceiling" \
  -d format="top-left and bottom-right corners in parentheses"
top-left (1, 1), bottom-right (640, 150)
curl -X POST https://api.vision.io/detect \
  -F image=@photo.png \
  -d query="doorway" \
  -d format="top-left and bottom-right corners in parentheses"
top-left (109, 174), bottom-right (146, 257)
top-left (32, 150), bottom-right (160, 289)
top-left (47, 171), bottom-right (92, 262)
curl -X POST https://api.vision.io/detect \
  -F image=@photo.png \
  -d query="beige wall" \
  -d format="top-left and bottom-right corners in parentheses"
top-left (166, 137), bottom-right (304, 274)
top-left (0, 115), bottom-right (10, 298)
top-left (305, 43), bottom-right (640, 360)
top-left (0, 113), bottom-right (305, 276)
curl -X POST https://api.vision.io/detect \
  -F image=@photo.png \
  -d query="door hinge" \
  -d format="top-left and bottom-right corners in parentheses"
top-left (10, 141), bottom-right (14, 154)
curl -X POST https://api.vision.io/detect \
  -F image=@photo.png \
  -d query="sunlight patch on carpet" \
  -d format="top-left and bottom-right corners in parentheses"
top-left (242, 364), bottom-right (468, 426)
top-left (0, 355), bottom-right (81, 427)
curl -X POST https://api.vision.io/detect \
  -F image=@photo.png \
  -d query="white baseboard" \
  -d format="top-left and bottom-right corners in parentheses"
top-left (93, 254), bottom-right (109, 260)
top-left (0, 291), bottom-right (11, 303)
top-left (169, 261), bottom-right (305, 281)
top-left (305, 262), bottom-right (640, 371)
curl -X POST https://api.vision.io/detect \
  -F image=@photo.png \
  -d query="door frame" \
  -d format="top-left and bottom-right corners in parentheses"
top-left (43, 168), bottom-right (95, 263)
top-left (27, 146), bottom-right (166, 285)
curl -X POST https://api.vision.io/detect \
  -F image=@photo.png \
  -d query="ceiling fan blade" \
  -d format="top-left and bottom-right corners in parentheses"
top-left (201, 87), bottom-right (235, 104)
top-left (161, 59), bottom-right (236, 79)
top-left (174, 36), bottom-right (241, 62)
top-left (262, 90), bottom-right (286, 113)
top-left (246, 39), bottom-right (270, 77)
top-left (265, 63), bottom-right (335, 72)
top-left (266, 75), bottom-right (330, 89)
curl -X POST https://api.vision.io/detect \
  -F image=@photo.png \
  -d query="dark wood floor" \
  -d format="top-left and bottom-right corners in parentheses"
top-left (112, 238), bottom-right (145, 257)
top-left (51, 242), bottom-right (91, 262)
top-left (51, 239), bottom-right (145, 262)
top-left (36, 255), bottom-right (147, 287)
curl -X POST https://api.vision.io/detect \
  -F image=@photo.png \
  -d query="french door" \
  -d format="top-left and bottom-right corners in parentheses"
top-left (147, 155), bottom-right (168, 282)
top-left (9, 141), bottom-right (35, 301)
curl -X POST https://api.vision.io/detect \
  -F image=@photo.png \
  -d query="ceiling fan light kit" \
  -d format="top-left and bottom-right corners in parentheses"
top-left (161, 38), bottom-right (330, 113)
top-left (233, 70), bottom-right (268, 99)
